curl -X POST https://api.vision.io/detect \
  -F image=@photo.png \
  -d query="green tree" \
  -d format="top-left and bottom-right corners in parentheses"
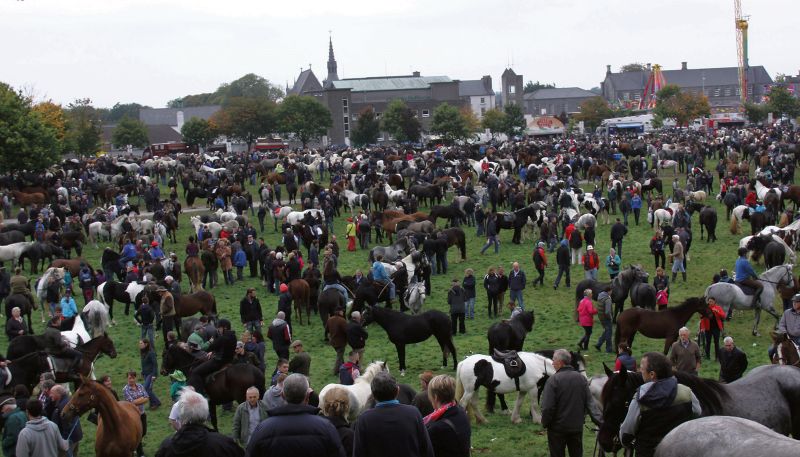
top-left (106, 102), bottom-right (150, 123)
top-left (64, 98), bottom-right (102, 156)
top-left (350, 107), bottom-right (380, 147)
top-left (620, 62), bottom-right (647, 72)
top-left (653, 84), bottom-right (710, 126)
top-left (481, 108), bottom-right (506, 137)
top-left (181, 117), bottom-right (217, 148)
top-left (502, 103), bottom-right (526, 138)
top-left (576, 97), bottom-right (613, 130)
top-left (276, 95), bottom-right (332, 148)
top-left (430, 103), bottom-right (468, 143)
top-left (0, 82), bottom-right (60, 172)
top-left (169, 73), bottom-right (284, 108)
top-left (460, 106), bottom-right (482, 136)
top-left (32, 101), bottom-right (67, 151)
top-left (523, 80), bottom-right (555, 94)
top-left (111, 116), bottom-right (149, 149)
top-left (382, 99), bottom-right (421, 143)
top-left (211, 97), bottom-right (276, 150)
top-left (743, 102), bottom-right (768, 124)
top-left (766, 86), bottom-right (800, 119)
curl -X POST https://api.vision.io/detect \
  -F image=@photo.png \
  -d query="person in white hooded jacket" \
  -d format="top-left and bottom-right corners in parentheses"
top-left (16, 398), bottom-right (68, 457)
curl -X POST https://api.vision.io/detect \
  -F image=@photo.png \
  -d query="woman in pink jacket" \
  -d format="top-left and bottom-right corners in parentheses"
top-left (577, 288), bottom-right (598, 350)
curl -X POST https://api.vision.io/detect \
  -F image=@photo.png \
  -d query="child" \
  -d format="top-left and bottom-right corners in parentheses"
top-left (615, 344), bottom-right (637, 371)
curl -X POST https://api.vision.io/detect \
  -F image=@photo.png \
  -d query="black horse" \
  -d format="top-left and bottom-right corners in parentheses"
top-left (19, 242), bottom-right (65, 274)
top-left (486, 309), bottom-right (536, 413)
top-left (362, 305), bottom-right (457, 374)
top-left (101, 248), bottom-right (125, 281)
top-left (4, 351), bottom-right (51, 393)
top-left (0, 230), bottom-right (26, 246)
top-left (610, 266), bottom-right (655, 320)
top-left (201, 250), bottom-right (218, 289)
top-left (428, 205), bottom-right (465, 228)
top-left (699, 206), bottom-right (718, 242)
top-left (408, 184), bottom-right (443, 207)
top-left (440, 227), bottom-right (467, 260)
top-left (495, 205), bottom-right (541, 244)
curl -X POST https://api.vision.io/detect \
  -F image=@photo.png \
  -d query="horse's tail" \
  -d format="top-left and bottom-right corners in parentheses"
top-left (730, 215), bottom-right (739, 234)
top-left (614, 321), bottom-right (621, 347)
top-left (454, 362), bottom-right (465, 402)
top-left (211, 294), bottom-right (217, 316)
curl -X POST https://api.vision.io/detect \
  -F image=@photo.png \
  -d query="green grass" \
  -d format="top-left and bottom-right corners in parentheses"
top-left (1, 162), bottom-right (791, 456)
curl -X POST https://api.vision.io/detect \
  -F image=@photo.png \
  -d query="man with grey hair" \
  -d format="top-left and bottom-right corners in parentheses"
top-left (353, 372), bottom-right (433, 457)
top-left (346, 310), bottom-right (368, 358)
top-left (155, 389), bottom-right (243, 457)
top-left (232, 386), bottom-right (268, 447)
top-left (668, 327), bottom-right (701, 375)
top-left (718, 336), bottom-right (748, 383)
top-left (540, 349), bottom-right (602, 457)
top-left (246, 373), bottom-right (344, 456)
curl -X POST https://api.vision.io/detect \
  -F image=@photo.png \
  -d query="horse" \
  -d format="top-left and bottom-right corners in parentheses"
top-left (729, 205), bottom-right (749, 234)
top-left (0, 242), bottom-right (34, 268)
top-left (597, 364), bottom-right (800, 453)
top-left (699, 206), bottom-right (718, 242)
top-left (288, 279), bottom-right (311, 325)
top-left (175, 290), bottom-right (217, 320)
top-left (655, 416), bottom-right (800, 457)
top-left (641, 177), bottom-right (663, 196)
top-left (656, 159), bottom-right (678, 176)
top-left (183, 255), bottom-right (205, 292)
top-left (455, 352), bottom-right (555, 424)
top-left (200, 248), bottom-right (219, 289)
top-left (49, 257), bottom-right (91, 278)
top-left (440, 227), bottom-right (467, 260)
top-left (0, 230), bottom-right (26, 246)
top-left (4, 351), bottom-right (51, 393)
top-left (4, 293), bottom-right (36, 335)
top-left (615, 296), bottom-right (710, 353)
top-left (318, 361), bottom-right (389, 423)
top-left (487, 310), bottom-right (535, 354)
top-left (160, 343), bottom-right (265, 430)
top-left (428, 205), bottom-right (465, 228)
top-left (771, 332), bottom-right (800, 367)
top-left (62, 377), bottom-right (143, 457)
top-left (97, 280), bottom-right (146, 321)
top-left (362, 305), bottom-right (456, 375)
top-left (19, 242), bottom-right (65, 274)
top-left (574, 279), bottom-right (612, 306)
top-left (81, 300), bottom-right (111, 338)
top-left (368, 237), bottom-right (413, 263)
top-left (495, 205), bottom-right (541, 244)
top-left (403, 280), bottom-right (426, 315)
top-left (610, 265), bottom-right (655, 320)
top-left (7, 333), bottom-right (117, 382)
top-left (705, 264), bottom-right (794, 336)
top-left (317, 287), bottom-right (344, 340)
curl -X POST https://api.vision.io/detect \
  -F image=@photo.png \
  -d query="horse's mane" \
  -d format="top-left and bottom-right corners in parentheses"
top-left (672, 296), bottom-right (706, 311)
top-left (674, 371), bottom-right (728, 415)
top-left (356, 361), bottom-right (386, 383)
top-left (83, 300), bottom-right (110, 335)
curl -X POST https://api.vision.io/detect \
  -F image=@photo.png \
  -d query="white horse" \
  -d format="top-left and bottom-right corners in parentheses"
top-left (0, 242), bottom-right (34, 267)
top-left (35, 267), bottom-right (65, 322)
top-left (285, 208), bottom-right (324, 226)
top-left (216, 209), bottom-right (237, 223)
top-left (575, 213), bottom-right (597, 231)
top-left (657, 160), bottom-right (679, 176)
top-left (61, 314), bottom-right (92, 348)
top-left (755, 179), bottom-right (781, 201)
top-left (729, 205), bottom-right (750, 234)
top-left (88, 216), bottom-right (127, 247)
top-left (384, 183), bottom-right (406, 203)
top-left (648, 208), bottom-right (673, 228)
top-left (456, 352), bottom-right (555, 424)
top-left (704, 264), bottom-right (794, 336)
top-left (81, 300), bottom-right (111, 337)
top-left (685, 190), bottom-right (707, 202)
top-left (404, 281), bottom-right (426, 314)
top-left (319, 361), bottom-right (388, 422)
top-left (343, 189), bottom-right (368, 213)
top-left (189, 216), bottom-right (231, 239)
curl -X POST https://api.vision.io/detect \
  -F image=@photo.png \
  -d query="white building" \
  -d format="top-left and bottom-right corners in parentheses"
top-left (459, 76), bottom-right (495, 119)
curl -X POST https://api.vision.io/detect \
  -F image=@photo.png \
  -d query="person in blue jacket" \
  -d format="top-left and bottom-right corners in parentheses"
top-left (734, 247), bottom-right (763, 308)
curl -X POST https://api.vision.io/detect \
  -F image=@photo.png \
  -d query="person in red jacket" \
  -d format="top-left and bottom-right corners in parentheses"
top-left (744, 190), bottom-right (757, 208)
top-left (532, 242), bottom-right (548, 287)
top-left (582, 246), bottom-right (600, 280)
top-left (576, 289), bottom-right (598, 350)
top-left (699, 297), bottom-right (726, 360)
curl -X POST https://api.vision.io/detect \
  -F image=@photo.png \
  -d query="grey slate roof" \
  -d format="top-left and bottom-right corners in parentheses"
top-left (102, 124), bottom-right (182, 149)
top-left (459, 80), bottom-right (493, 97)
top-left (605, 66), bottom-right (772, 90)
top-left (289, 69), bottom-right (323, 95)
top-left (139, 106), bottom-right (221, 126)
top-left (523, 87), bottom-right (597, 100)
top-left (330, 75), bottom-right (451, 92)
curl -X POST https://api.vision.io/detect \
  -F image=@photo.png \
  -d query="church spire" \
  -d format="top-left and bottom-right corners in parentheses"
top-left (325, 33), bottom-right (339, 85)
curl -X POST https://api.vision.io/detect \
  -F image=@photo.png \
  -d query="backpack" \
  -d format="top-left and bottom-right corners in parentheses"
top-left (79, 269), bottom-right (92, 286)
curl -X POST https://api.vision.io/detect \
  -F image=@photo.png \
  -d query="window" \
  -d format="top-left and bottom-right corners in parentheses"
top-left (714, 88), bottom-right (721, 97)
top-left (724, 88), bottom-right (732, 97)
top-left (634, 93), bottom-right (641, 100)
top-left (377, 136), bottom-right (384, 142)
top-left (509, 85), bottom-right (516, 94)
top-left (480, 97), bottom-right (485, 104)
top-left (375, 112), bottom-right (382, 119)
top-left (481, 107), bottom-right (486, 115)
top-left (422, 109), bottom-right (430, 118)
top-left (623, 92), bottom-right (630, 101)
top-left (342, 98), bottom-right (348, 108)
top-left (343, 116), bottom-right (350, 138)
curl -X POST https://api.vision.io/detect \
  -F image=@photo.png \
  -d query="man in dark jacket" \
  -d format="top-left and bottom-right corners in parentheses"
top-left (189, 319), bottom-right (237, 396)
top-left (246, 373), bottom-right (345, 457)
top-left (479, 214), bottom-right (499, 255)
top-left (48, 385), bottom-right (82, 456)
top-left (553, 239), bottom-right (571, 289)
top-left (156, 389), bottom-right (243, 457)
top-left (353, 372), bottom-right (433, 457)
top-left (239, 288), bottom-right (263, 334)
top-left (326, 308), bottom-right (348, 376)
top-left (346, 311), bottom-right (368, 356)
top-left (508, 261), bottom-right (527, 308)
top-left (447, 279), bottom-right (466, 335)
top-left (540, 349), bottom-right (602, 457)
top-left (277, 283), bottom-right (293, 331)
top-left (610, 218), bottom-right (628, 257)
top-left (267, 311), bottom-right (291, 360)
top-left (718, 336), bottom-right (748, 383)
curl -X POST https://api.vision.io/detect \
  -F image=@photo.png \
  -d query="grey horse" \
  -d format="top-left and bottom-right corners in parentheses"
top-left (655, 416), bottom-right (800, 457)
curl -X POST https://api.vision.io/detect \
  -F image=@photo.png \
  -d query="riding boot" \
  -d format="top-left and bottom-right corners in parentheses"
top-left (671, 272), bottom-right (677, 282)
top-left (681, 272), bottom-right (687, 282)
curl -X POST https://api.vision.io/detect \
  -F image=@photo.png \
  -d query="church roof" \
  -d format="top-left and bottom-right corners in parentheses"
top-left (330, 75), bottom-right (451, 92)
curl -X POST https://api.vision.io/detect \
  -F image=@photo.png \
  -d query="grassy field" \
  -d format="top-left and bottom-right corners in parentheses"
top-left (1, 160), bottom-right (791, 457)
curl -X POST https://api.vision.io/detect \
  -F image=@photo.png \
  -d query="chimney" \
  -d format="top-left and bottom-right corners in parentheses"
top-left (681, 61), bottom-right (688, 70)
top-left (481, 75), bottom-right (493, 92)
top-left (412, 71), bottom-right (420, 77)
top-left (606, 65), bottom-right (612, 74)
top-left (646, 63), bottom-right (651, 71)
top-left (176, 110), bottom-right (185, 130)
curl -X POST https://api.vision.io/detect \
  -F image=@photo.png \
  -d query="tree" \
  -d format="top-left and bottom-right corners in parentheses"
top-left (111, 116), bottom-right (149, 149)
top-left (382, 99), bottom-right (421, 143)
top-left (481, 108), bottom-right (506, 137)
top-left (576, 97), bottom-right (613, 130)
top-left (653, 84), bottom-right (710, 126)
top-left (211, 97), bottom-right (276, 150)
top-left (169, 73), bottom-right (284, 108)
top-left (276, 95), bottom-right (332, 148)
top-left (620, 62), bottom-right (647, 73)
top-left (430, 103), bottom-right (468, 143)
top-left (0, 82), bottom-right (60, 172)
top-left (460, 106), bottom-right (481, 136)
top-left (181, 117), bottom-right (217, 148)
top-left (743, 102), bottom-right (768, 124)
top-left (105, 102), bottom-right (150, 123)
top-left (524, 80), bottom-right (555, 94)
top-left (766, 86), bottom-right (800, 119)
top-left (502, 103), bottom-right (526, 138)
top-left (32, 101), bottom-right (67, 147)
top-left (64, 98), bottom-right (102, 156)
top-left (350, 107), bottom-right (380, 147)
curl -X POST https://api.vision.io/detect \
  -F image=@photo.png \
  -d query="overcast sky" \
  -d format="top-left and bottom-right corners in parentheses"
top-left (2, 0), bottom-right (796, 108)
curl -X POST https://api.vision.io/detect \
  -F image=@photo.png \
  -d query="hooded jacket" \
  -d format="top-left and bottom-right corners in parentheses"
top-left (155, 423), bottom-right (243, 457)
top-left (15, 417), bottom-right (69, 457)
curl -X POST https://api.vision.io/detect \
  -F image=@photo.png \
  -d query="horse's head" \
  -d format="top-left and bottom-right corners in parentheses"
top-left (63, 376), bottom-right (100, 422)
top-left (361, 305), bottom-right (375, 326)
top-left (598, 364), bottom-right (642, 453)
top-left (98, 334), bottom-right (117, 358)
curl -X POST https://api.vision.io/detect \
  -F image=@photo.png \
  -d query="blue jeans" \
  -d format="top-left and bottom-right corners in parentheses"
top-left (465, 297), bottom-right (475, 319)
top-left (509, 289), bottom-right (525, 310)
top-left (244, 320), bottom-right (262, 334)
top-left (585, 268), bottom-right (598, 280)
top-left (140, 324), bottom-right (154, 347)
top-left (596, 318), bottom-right (613, 351)
top-left (144, 374), bottom-right (161, 407)
top-left (480, 236), bottom-right (499, 254)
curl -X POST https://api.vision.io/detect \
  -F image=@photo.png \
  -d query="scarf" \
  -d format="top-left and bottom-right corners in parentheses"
top-left (423, 401), bottom-right (456, 425)
top-left (375, 399), bottom-right (399, 408)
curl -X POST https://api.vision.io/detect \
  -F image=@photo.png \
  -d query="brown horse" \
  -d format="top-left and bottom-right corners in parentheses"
top-left (289, 279), bottom-right (311, 325)
top-left (49, 258), bottom-right (93, 277)
top-left (615, 296), bottom-right (709, 354)
top-left (587, 163), bottom-right (611, 181)
top-left (771, 332), bottom-right (800, 367)
top-left (781, 185), bottom-right (800, 211)
top-left (11, 190), bottom-right (46, 206)
top-left (62, 377), bottom-right (143, 457)
top-left (176, 290), bottom-right (217, 319)
top-left (183, 256), bottom-right (205, 292)
top-left (266, 172), bottom-right (287, 185)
